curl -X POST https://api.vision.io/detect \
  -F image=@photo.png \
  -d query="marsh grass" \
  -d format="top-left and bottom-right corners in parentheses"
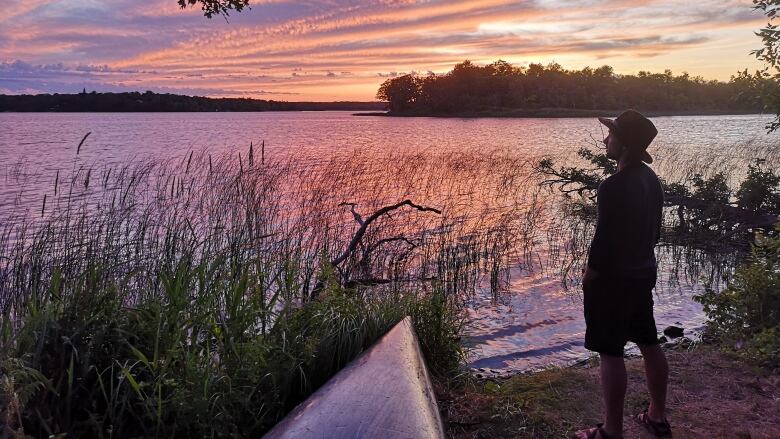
top-left (0, 143), bottom-right (548, 437)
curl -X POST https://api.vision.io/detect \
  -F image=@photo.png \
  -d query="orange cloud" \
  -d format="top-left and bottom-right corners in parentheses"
top-left (0, 0), bottom-right (768, 100)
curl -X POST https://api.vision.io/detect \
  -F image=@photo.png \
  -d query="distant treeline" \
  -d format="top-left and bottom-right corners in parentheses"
top-left (376, 60), bottom-right (776, 116)
top-left (0, 91), bottom-right (386, 112)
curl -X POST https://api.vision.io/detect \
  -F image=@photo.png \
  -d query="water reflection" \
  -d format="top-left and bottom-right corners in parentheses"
top-left (465, 265), bottom-right (707, 373)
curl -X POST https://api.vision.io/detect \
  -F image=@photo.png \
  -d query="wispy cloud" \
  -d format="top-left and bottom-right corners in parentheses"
top-left (0, 0), bottom-right (767, 100)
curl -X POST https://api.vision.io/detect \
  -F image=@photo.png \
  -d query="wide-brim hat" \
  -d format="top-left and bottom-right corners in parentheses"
top-left (598, 109), bottom-right (657, 164)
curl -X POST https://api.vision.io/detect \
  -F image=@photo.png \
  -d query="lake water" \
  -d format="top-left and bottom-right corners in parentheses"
top-left (1, 111), bottom-right (777, 373)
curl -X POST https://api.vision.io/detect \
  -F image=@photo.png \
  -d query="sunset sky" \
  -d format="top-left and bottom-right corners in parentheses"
top-left (0, 0), bottom-right (769, 101)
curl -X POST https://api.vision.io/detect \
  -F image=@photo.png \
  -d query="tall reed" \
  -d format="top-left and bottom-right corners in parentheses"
top-left (0, 144), bottom-right (545, 437)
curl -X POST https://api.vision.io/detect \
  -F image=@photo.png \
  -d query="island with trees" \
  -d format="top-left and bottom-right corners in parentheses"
top-left (374, 60), bottom-right (777, 117)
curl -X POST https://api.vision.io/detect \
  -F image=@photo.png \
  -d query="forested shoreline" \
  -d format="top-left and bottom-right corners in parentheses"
top-left (356, 108), bottom-right (763, 118)
top-left (376, 60), bottom-right (776, 116)
top-left (0, 91), bottom-right (385, 112)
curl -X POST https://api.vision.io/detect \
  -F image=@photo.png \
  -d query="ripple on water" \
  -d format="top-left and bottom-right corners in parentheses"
top-left (465, 267), bottom-right (707, 373)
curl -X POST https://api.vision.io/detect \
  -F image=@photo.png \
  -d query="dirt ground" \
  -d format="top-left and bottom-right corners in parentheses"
top-left (438, 345), bottom-right (780, 438)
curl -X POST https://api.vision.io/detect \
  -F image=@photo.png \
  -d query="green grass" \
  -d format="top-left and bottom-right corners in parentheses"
top-left (1, 265), bottom-right (462, 437)
top-left (439, 365), bottom-right (601, 438)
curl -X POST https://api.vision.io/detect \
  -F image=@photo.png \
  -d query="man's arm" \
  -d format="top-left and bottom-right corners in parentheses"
top-left (583, 265), bottom-right (600, 288)
top-left (585, 182), bottom-right (613, 286)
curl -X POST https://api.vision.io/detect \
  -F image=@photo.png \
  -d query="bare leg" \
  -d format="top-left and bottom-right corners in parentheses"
top-left (638, 343), bottom-right (668, 422)
top-left (599, 353), bottom-right (626, 438)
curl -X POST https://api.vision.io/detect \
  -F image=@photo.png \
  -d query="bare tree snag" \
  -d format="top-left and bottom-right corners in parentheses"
top-left (331, 200), bottom-right (441, 268)
top-left (310, 200), bottom-right (441, 299)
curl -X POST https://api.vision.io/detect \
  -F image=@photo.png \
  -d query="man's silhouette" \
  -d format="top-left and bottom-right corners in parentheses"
top-left (575, 110), bottom-right (671, 439)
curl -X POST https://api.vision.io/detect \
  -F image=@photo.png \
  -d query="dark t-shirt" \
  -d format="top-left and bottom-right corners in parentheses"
top-left (587, 161), bottom-right (663, 277)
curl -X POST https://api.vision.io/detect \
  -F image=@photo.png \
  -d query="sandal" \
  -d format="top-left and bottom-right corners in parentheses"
top-left (634, 409), bottom-right (672, 437)
top-left (572, 423), bottom-right (622, 439)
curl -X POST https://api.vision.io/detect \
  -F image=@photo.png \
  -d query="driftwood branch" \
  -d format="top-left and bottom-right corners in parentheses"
top-left (345, 278), bottom-right (393, 288)
top-left (357, 235), bottom-right (419, 279)
top-left (339, 202), bottom-right (365, 226)
top-left (363, 236), bottom-right (418, 260)
top-left (331, 200), bottom-right (441, 268)
top-left (310, 200), bottom-right (441, 299)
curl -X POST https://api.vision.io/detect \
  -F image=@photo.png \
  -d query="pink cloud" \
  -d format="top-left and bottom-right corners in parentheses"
top-left (0, 0), bottom-right (768, 100)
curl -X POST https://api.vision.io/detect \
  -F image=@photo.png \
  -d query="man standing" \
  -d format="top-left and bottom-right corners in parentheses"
top-left (575, 110), bottom-right (672, 439)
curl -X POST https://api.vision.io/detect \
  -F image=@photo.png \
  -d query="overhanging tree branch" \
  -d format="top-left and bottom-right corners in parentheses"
top-left (535, 149), bottom-right (780, 234)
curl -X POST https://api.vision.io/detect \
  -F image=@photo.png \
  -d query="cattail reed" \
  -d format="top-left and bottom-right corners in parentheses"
top-left (76, 131), bottom-right (91, 155)
top-left (186, 151), bottom-right (193, 174)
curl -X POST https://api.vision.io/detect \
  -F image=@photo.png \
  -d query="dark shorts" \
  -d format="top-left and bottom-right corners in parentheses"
top-left (583, 274), bottom-right (659, 357)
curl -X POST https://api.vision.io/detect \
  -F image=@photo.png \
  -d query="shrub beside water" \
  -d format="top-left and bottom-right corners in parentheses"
top-left (695, 227), bottom-right (780, 367)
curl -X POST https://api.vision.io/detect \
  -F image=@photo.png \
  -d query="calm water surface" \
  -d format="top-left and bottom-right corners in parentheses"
top-left (1, 111), bottom-right (776, 372)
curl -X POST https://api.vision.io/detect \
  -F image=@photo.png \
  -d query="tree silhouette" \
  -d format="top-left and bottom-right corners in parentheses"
top-left (177, 0), bottom-right (250, 18)
top-left (376, 60), bottom-right (774, 116)
top-left (376, 74), bottom-right (420, 113)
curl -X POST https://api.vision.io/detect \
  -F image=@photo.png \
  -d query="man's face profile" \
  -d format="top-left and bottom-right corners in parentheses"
top-left (603, 131), bottom-right (625, 161)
